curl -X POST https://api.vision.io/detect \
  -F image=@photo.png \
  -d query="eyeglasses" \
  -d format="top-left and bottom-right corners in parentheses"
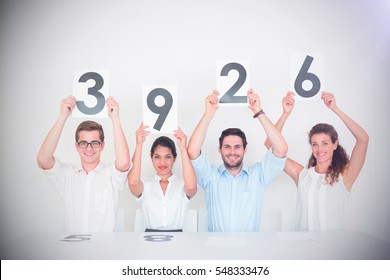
top-left (77, 141), bottom-right (102, 149)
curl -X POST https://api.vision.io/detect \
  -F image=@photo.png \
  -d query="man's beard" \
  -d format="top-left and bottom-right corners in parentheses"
top-left (222, 155), bottom-right (243, 169)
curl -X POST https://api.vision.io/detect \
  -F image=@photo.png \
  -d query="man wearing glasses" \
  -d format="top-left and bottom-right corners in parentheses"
top-left (37, 96), bottom-right (130, 232)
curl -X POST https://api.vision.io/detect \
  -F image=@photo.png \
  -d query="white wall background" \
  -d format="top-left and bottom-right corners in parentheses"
top-left (1, 0), bottom-right (389, 247)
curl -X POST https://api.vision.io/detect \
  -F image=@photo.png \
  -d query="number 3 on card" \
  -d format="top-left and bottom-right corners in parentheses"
top-left (72, 70), bottom-right (109, 118)
top-left (216, 60), bottom-right (250, 106)
top-left (143, 86), bottom-right (178, 134)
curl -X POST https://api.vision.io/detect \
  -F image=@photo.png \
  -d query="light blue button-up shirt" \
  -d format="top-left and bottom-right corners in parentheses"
top-left (191, 148), bottom-right (285, 232)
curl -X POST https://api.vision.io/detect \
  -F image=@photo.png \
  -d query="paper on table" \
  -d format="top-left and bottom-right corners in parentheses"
top-left (207, 236), bottom-right (247, 246)
top-left (277, 231), bottom-right (317, 241)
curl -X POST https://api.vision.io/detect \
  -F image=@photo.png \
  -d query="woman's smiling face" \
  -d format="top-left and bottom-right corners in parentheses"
top-left (151, 145), bottom-right (176, 177)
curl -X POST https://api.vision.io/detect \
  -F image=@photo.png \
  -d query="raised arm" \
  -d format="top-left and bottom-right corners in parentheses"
top-left (321, 92), bottom-right (369, 191)
top-left (37, 95), bottom-right (76, 170)
top-left (106, 97), bottom-right (131, 172)
top-left (247, 89), bottom-right (288, 158)
top-left (264, 92), bottom-right (295, 149)
top-left (187, 90), bottom-right (219, 160)
top-left (174, 127), bottom-right (197, 198)
top-left (128, 122), bottom-right (149, 198)
top-left (263, 92), bottom-right (303, 185)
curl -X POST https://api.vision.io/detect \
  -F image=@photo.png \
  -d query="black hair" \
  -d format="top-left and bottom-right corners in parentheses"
top-left (219, 128), bottom-right (248, 148)
top-left (150, 136), bottom-right (177, 158)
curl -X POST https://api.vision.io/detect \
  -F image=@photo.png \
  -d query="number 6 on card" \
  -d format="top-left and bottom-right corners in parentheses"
top-left (72, 70), bottom-right (109, 118)
top-left (142, 86), bottom-right (178, 133)
top-left (290, 53), bottom-right (324, 99)
top-left (216, 60), bottom-right (250, 106)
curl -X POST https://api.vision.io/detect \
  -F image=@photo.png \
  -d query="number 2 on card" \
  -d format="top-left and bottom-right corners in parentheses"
top-left (217, 61), bottom-right (249, 106)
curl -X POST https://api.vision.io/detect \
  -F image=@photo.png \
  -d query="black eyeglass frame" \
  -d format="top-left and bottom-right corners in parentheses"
top-left (77, 141), bottom-right (102, 149)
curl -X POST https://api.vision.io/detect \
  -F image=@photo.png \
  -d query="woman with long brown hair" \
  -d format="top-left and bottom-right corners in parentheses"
top-left (266, 91), bottom-right (369, 231)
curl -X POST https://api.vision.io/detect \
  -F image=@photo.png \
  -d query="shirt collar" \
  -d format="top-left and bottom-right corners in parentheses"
top-left (153, 174), bottom-right (176, 182)
top-left (308, 167), bottom-right (325, 180)
top-left (73, 162), bottom-right (104, 174)
top-left (218, 164), bottom-right (248, 176)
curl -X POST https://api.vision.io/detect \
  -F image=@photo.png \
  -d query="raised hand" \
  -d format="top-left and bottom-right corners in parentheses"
top-left (60, 95), bottom-right (77, 118)
top-left (205, 90), bottom-right (220, 113)
top-left (106, 96), bottom-right (120, 119)
top-left (173, 127), bottom-right (188, 151)
top-left (135, 122), bottom-right (150, 145)
top-left (247, 88), bottom-right (261, 114)
top-left (321, 91), bottom-right (337, 111)
top-left (282, 91), bottom-right (295, 115)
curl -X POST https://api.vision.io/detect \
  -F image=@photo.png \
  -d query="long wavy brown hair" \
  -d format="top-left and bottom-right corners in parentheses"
top-left (307, 123), bottom-right (350, 185)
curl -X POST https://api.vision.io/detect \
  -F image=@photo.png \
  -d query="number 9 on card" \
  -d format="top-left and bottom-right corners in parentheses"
top-left (142, 86), bottom-right (178, 134)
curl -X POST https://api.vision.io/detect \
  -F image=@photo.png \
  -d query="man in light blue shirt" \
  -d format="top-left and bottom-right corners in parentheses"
top-left (188, 89), bottom-right (288, 232)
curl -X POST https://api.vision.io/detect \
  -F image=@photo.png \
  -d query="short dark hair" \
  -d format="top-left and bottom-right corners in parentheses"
top-left (219, 128), bottom-right (248, 148)
top-left (150, 136), bottom-right (177, 158)
top-left (75, 120), bottom-right (104, 142)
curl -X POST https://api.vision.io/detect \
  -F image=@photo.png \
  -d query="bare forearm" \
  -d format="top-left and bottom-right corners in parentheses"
top-left (264, 112), bottom-right (290, 149)
top-left (332, 107), bottom-right (369, 143)
top-left (112, 117), bottom-right (131, 172)
top-left (180, 148), bottom-right (197, 197)
top-left (37, 115), bottom-right (68, 169)
top-left (128, 144), bottom-right (143, 196)
top-left (330, 105), bottom-right (368, 190)
top-left (187, 111), bottom-right (214, 159)
top-left (257, 114), bottom-right (288, 158)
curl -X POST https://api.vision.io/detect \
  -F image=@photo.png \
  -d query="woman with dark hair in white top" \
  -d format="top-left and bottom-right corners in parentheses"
top-left (128, 123), bottom-right (197, 232)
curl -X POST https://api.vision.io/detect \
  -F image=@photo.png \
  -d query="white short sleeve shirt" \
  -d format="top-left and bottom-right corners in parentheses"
top-left (42, 157), bottom-right (128, 233)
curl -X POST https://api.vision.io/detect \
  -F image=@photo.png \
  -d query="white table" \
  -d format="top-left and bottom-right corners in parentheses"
top-left (1, 231), bottom-right (389, 260)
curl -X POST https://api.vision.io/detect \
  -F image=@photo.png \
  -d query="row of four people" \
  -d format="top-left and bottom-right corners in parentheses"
top-left (37, 89), bottom-right (368, 232)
